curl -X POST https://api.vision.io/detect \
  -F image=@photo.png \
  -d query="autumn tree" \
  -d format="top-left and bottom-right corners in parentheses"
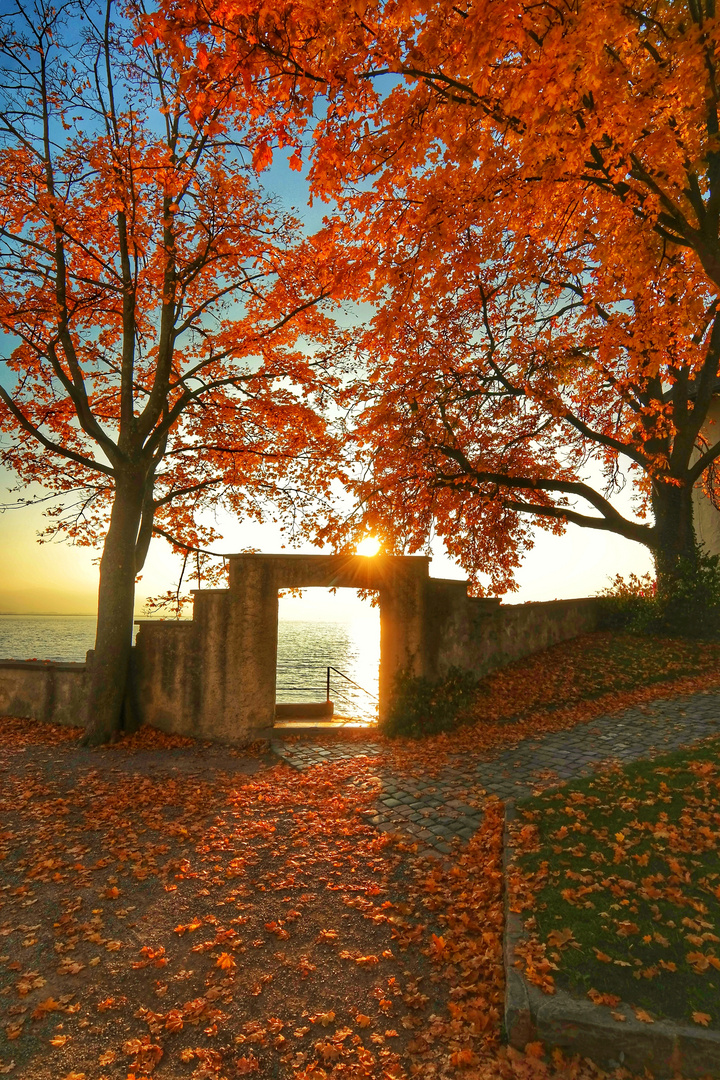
top-left (0, 0), bottom-right (345, 744)
top-left (155, 0), bottom-right (720, 597)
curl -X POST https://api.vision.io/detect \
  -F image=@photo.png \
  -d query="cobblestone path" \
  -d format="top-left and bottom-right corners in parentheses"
top-left (272, 688), bottom-right (720, 857)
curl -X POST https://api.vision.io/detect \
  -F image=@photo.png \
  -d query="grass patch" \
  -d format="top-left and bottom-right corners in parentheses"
top-left (510, 735), bottom-right (720, 1029)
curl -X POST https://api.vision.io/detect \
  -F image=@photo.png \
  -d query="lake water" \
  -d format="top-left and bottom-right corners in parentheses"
top-left (0, 614), bottom-right (380, 721)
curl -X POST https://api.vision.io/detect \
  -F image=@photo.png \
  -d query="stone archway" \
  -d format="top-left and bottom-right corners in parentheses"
top-left (221, 554), bottom-right (429, 733)
top-left (134, 554), bottom-right (436, 741)
top-left (131, 553), bottom-right (602, 743)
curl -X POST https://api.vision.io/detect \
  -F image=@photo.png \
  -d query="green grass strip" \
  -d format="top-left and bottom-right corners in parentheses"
top-left (512, 735), bottom-right (720, 1029)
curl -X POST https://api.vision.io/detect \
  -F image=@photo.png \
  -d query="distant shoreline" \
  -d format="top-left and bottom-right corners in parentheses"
top-left (0, 614), bottom-right (183, 619)
top-left (0, 612), bottom-right (96, 617)
top-left (0, 612), bottom-right (371, 621)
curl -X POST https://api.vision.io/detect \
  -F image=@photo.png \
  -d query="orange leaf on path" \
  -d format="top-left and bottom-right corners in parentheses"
top-left (588, 988), bottom-right (621, 1007)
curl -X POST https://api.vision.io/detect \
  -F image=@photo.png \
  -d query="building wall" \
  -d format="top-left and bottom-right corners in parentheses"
top-left (219, 554), bottom-right (435, 732)
top-left (692, 395), bottom-right (720, 557)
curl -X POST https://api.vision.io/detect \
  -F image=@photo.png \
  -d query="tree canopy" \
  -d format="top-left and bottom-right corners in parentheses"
top-left (4, 0), bottom-right (720, 740)
top-left (154, 0), bottom-right (720, 594)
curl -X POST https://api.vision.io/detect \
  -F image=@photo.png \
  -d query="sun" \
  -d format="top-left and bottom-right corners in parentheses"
top-left (356, 535), bottom-right (381, 557)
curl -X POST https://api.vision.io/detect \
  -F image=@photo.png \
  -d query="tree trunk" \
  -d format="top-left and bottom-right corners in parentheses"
top-left (82, 469), bottom-right (146, 746)
top-left (650, 478), bottom-right (698, 595)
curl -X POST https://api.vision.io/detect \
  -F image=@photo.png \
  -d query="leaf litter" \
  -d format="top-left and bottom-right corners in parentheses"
top-left (2, 628), bottom-right (720, 1077)
top-left (509, 737), bottom-right (720, 1033)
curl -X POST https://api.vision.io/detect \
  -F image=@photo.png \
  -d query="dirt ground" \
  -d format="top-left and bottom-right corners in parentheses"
top-left (0, 720), bottom-right (513, 1080)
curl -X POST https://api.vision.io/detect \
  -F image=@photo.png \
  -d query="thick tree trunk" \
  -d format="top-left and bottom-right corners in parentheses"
top-left (651, 479), bottom-right (698, 595)
top-left (82, 470), bottom-right (146, 746)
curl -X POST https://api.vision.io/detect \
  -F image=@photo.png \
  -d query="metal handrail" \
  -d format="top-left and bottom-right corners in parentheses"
top-left (275, 666), bottom-right (378, 719)
top-left (325, 666), bottom-right (378, 702)
top-left (278, 686), bottom-right (328, 693)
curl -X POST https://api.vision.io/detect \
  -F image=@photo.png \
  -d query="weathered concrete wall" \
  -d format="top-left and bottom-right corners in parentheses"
top-left (224, 559), bottom-right (281, 735)
top-left (424, 580), bottom-right (500, 678)
top-left (132, 620), bottom-right (200, 737)
top-left (425, 583), bottom-right (603, 681)
top-left (129, 555), bottom-right (429, 739)
top-left (375, 558), bottom-right (429, 717)
top-left (478, 596), bottom-right (603, 673)
top-left (0, 660), bottom-right (87, 727)
top-left (133, 588), bottom-right (272, 742)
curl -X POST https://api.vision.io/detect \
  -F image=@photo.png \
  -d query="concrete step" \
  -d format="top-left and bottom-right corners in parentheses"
top-left (273, 717), bottom-right (378, 734)
top-left (275, 701), bottom-right (334, 720)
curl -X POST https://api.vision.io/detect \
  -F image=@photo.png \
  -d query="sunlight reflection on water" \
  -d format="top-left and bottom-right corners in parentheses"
top-left (276, 617), bottom-right (380, 720)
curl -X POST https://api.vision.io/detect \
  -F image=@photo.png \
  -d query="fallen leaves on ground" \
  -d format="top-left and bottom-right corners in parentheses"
top-left (2, 629), bottom-right (719, 1077)
top-left (472, 632), bottom-right (720, 722)
top-left (1, 714), bottom-right (699, 1079)
top-left (372, 631), bottom-right (720, 779)
top-left (508, 737), bottom-right (720, 1030)
top-left (237, 631), bottom-right (720, 789)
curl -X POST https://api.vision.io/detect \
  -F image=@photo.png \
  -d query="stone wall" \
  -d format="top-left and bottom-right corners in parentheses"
top-left (0, 558), bottom-right (605, 740)
top-left (132, 588), bottom-right (263, 742)
top-left (425, 583), bottom-right (603, 681)
top-left (0, 659), bottom-right (87, 727)
top-left (132, 620), bottom-right (201, 738)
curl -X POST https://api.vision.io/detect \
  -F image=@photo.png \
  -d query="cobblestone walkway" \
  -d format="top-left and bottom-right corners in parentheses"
top-left (272, 688), bottom-right (720, 856)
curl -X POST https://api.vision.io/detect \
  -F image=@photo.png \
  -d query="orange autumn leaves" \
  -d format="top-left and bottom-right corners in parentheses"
top-left (151, 0), bottom-right (720, 598)
top-left (4, 709), bottom-right (720, 1078)
top-left (0, 724), bottom-right (510, 1079)
top-left (374, 630), bottom-right (720, 781)
top-left (0, 708), bottom-right (620, 1080)
top-left (4, 625), bottom-right (720, 1077)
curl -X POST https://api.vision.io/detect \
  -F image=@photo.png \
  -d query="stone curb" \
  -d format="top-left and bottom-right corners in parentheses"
top-left (503, 803), bottom-right (720, 1078)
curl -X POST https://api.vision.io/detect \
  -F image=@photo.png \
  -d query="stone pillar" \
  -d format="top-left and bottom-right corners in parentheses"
top-left (220, 558), bottom-right (279, 735)
top-left (377, 558), bottom-right (429, 721)
top-left (192, 590), bottom-right (230, 737)
top-left (185, 564), bottom-right (279, 741)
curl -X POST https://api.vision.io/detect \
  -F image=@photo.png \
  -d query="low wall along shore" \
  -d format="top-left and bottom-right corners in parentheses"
top-left (0, 659), bottom-right (88, 729)
top-left (0, 556), bottom-right (604, 743)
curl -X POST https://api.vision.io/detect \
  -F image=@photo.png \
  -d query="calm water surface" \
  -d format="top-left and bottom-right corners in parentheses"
top-left (0, 614), bottom-right (380, 720)
top-left (0, 614), bottom-right (97, 663)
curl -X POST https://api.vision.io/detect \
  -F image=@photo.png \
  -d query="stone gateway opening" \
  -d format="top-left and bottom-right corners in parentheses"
top-left (128, 553), bottom-right (599, 744)
top-left (135, 553), bottom-right (446, 740)
top-left (274, 588), bottom-right (380, 727)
